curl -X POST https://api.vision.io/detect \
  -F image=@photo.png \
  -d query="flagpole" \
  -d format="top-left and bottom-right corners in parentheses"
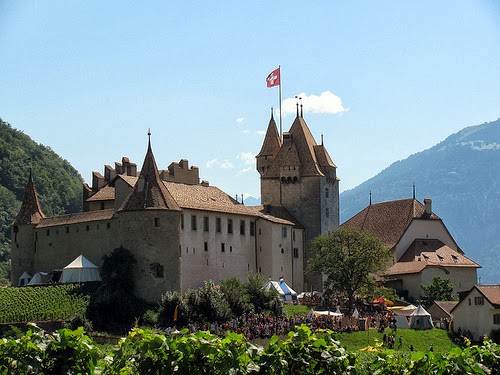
top-left (278, 65), bottom-right (282, 141)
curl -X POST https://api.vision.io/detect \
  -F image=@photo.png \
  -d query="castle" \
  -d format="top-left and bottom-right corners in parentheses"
top-left (11, 110), bottom-right (339, 302)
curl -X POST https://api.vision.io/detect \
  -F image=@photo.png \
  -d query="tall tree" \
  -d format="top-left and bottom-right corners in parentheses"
top-left (420, 276), bottom-right (455, 307)
top-left (307, 228), bottom-right (390, 312)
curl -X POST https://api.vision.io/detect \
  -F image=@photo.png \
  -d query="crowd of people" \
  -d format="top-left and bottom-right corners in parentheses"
top-left (166, 311), bottom-right (375, 340)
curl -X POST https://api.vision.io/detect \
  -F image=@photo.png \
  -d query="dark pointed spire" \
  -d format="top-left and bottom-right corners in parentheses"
top-left (412, 183), bottom-right (416, 199)
top-left (120, 134), bottom-right (180, 211)
top-left (300, 100), bottom-right (303, 118)
top-left (369, 191), bottom-right (372, 205)
top-left (295, 96), bottom-right (299, 117)
top-left (14, 169), bottom-right (45, 225)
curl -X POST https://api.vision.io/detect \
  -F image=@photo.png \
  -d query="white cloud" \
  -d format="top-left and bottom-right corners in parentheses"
top-left (206, 159), bottom-right (234, 169)
top-left (220, 160), bottom-right (234, 169)
top-left (205, 159), bottom-right (218, 168)
top-left (239, 167), bottom-right (252, 173)
top-left (282, 91), bottom-right (348, 116)
top-left (238, 151), bottom-right (255, 165)
top-left (236, 117), bottom-right (245, 124)
top-left (256, 130), bottom-right (266, 135)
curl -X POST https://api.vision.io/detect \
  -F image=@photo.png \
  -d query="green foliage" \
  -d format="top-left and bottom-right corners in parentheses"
top-left (420, 276), bottom-right (455, 307)
top-left (308, 228), bottom-right (391, 312)
top-left (0, 118), bottom-right (84, 286)
top-left (158, 290), bottom-right (189, 327)
top-left (219, 277), bottom-right (252, 316)
top-left (88, 248), bottom-right (148, 333)
top-left (0, 283), bottom-right (97, 324)
top-left (0, 324), bottom-right (100, 374)
top-left (0, 325), bottom-right (499, 374)
top-left (245, 272), bottom-right (282, 314)
top-left (186, 280), bottom-right (232, 323)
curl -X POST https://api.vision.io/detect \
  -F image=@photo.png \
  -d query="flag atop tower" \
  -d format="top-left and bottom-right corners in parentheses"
top-left (266, 67), bottom-right (280, 87)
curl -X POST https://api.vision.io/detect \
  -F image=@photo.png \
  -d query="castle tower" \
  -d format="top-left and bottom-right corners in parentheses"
top-left (11, 169), bottom-right (45, 285)
top-left (117, 133), bottom-right (183, 301)
top-left (257, 112), bottom-right (340, 291)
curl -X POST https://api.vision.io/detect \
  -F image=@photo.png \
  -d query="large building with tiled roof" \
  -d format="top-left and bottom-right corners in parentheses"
top-left (11, 132), bottom-right (307, 302)
top-left (256, 109), bottom-right (340, 291)
top-left (342, 198), bottom-right (480, 301)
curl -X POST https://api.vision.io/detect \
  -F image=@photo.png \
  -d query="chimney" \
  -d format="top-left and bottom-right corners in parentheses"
top-left (424, 198), bottom-right (432, 215)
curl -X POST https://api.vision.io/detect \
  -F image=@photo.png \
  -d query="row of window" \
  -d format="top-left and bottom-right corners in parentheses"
top-left (40, 223), bottom-right (111, 238)
top-left (183, 215), bottom-right (256, 236)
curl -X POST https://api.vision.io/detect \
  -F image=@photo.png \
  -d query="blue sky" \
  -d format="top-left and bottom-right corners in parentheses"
top-left (1, 1), bottom-right (499, 200)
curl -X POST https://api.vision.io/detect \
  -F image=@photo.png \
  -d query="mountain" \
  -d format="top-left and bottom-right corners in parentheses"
top-left (0, 118), bottom-right (83, 285)
top-left (340, 118), bottom-right (500, 284)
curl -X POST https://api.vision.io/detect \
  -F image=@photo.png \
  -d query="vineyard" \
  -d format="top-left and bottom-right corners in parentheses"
top-left (0, 324), bottom-right (499, 374)
top-left (0, 283), bottom-right (98, 324)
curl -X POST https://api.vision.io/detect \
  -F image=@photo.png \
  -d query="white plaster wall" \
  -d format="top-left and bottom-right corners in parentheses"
top-left (395, 220), bottom-right (458, 261)
top-left (180, 209), bottom-right (256, 289)
top-left (452, 288), bottom-right (500, 341)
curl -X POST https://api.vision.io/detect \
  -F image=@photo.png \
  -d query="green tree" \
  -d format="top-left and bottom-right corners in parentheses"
top-left (420, 276), bottom-right (455, 307)
top-left (219, 277), bottom-right (251, 317)
top-left (245, 272), bottom-right (282, 314)
top-left (307, 228), bottom-right (390, 313)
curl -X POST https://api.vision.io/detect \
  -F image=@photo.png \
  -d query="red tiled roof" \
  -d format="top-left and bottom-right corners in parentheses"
top-left (85, 185), bottom-right (115, 201)
top-left (13, 173), bottom-right (45, 225)
top-left (384, 239), bottom-right (480, 276)
top-left (36, 209), bottom-right (115, 228)
top-left (477, 285), bottom-right (500, 307)
top-left (256, 114), bottom-right (281, 158)
top-left (119, 141), bottom-right (180, 211)
top-left (341, 198), bottom-right (440, 250)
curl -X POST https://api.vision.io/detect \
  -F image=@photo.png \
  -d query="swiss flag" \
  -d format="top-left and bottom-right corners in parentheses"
top-left (266, 67), bottom-right (280, 87)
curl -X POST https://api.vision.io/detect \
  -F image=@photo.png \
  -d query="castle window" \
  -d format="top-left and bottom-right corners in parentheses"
top-left (240, 220), bottom-right (245, 235)
top-left (230, 246), bottom-right (233, 252)
top-left (294, 248), bottom-right (299, 258)
top-left (66, 227), bottom-right (69, 234)
top-left (186, 247), bottom-right (189, 254)
top-left (85, 225), bottom-right (89, 232)
top-left (100, 202), bottom-right (105, 210)
top-left (191, 215), bottom-right (197, 231)
top-left (326, 208), bottom-right (330, 218)
top-left (154, 218), bottom-right (160, 227)
top-left (325, 187), bottom-right (329, 198)
top-left (248, 264), bottom-right (250, 271)
top-left (216, 217), bottom-right (221, 232)
top-left (107, 222), bottom-right (111, 229)
top-left (149, 263), bottom-right (164, 278)
top-left (221, 243), bottom-right (225, 252)
top-left (250, 222), bottom-right (255, 236)
top-left (292, 230), bottom-right (296, 241)
top-left (281, 266), bottom-right (283, 272)
top-left (203, 216), bottom-right (209, 232)
top-left (259, 229), bottom-right (261, 235)
top-left (258, 267), bottom-right (261, 273)
top-left (46, 229), bottom-right (50, 236)
top-left (475, 296), bottom-right (484, 305)
top-left (204, 242), bottom-right (208, 252)
top-left (281, 248), bottom-right (284, 254)
top-left (494, 314), bottom-right (500, 325)
top-left (227, 219), bottom-right (233, 234)
top-left (468, 298), bottom-right (471, 306)
top-left (282, 227), bottom-right (287, 238)
top-left (181, 214), bottom-right (184, 230)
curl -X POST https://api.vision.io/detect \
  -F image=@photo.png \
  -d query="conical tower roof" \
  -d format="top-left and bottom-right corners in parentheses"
top-left (13, 170), bottom-right (45, 225)
top-left (119, 137), bottom-right (180, 211)
top-left (288, 116), bottom-right (324, 176)
top-left (256, 112), bottom-right (281, 158)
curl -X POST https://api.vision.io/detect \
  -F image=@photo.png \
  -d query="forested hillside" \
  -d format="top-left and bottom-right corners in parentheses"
top-left (0, 118), bottom-right (83, 285)
top-left (340, 118), bottom-right (500, 283)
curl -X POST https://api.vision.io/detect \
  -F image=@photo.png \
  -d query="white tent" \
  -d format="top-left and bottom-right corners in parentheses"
top-left (409, 304), bottom-right (434, 330)
top-left (60, 255), bottom-right (101, 283)
top-left (28, 272), bottom-right (49, 285)
top-left (264, 279), bottom-right (297, 302)
top-left (18, 271), bottom-right (32, 286)
top-left (352, 308), bottom-right (360, 319)
top-left (314, 310), bottom-right (343, 317)
top-left (392, 304), bottom-right (417, 317)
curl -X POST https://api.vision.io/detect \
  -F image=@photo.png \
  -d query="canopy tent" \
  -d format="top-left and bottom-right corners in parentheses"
top-left (372, 297), bottom-right (394, 306)
top-left (60, 255), bottom-right (101, 283)
top-left (409, 304), bottom-right (434, 330)
top-left (264, 279), bottom-right (297, 302)
top-left (390, 304), bottom-right (417, 317)
top-left (309, 309), bottom-right (343, 317)
top-left (27, 272), bottom-right (50, 285)
top-left (394, 315), bottom-right (411, 329)
top-left (352, 308), bottom-right (360, 319)
top-left (18, 271), bottom-right (31, 286)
